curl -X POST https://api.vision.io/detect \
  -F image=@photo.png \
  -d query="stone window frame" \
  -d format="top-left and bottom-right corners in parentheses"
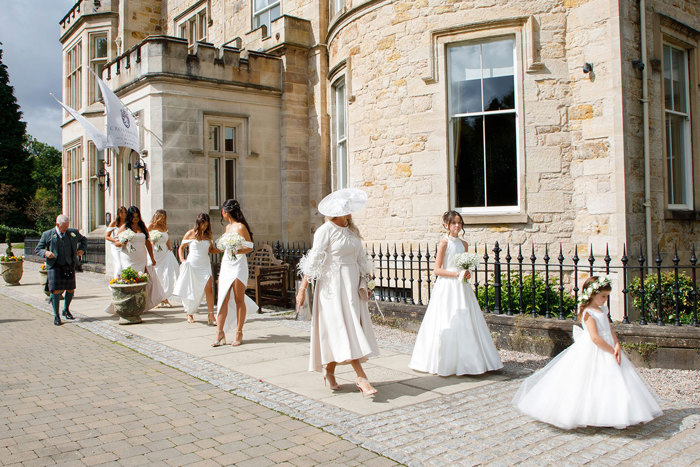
top-left (87, 31), bottom-right (109, 105)
top-left (430, 20), bottom-right (529, 224)
top-left (63, 138), bottom-right (83, 231)
top-left (64, 39), bottom-right (83, 112)
top-left (328, 61), bottom-right (351, 191)
top-left (87, 142), bottom-right (106, 230)
top-left (175, 2), bottom-right (208, 47)
top-left (654, 16), bottom-right (699, 216)
top-left (205, 115), bottom-right (248, 211)
top-left (330, 0), bottom-right (345, 20)
top-left (252, 0), bottom-right (282, 34)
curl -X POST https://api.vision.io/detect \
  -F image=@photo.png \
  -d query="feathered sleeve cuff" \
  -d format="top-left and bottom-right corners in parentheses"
top-left (358, 250), bottom-right (374, 277)
top-left (298, 224), bottom-right (331, 281)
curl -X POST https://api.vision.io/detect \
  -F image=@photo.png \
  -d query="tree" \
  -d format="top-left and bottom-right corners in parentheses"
top-left (25, 136), bottom-right (62, 232)
top-left (0, 42), bottom-right (35, 227)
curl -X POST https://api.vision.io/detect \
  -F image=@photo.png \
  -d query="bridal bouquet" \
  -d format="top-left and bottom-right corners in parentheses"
top-left (150, 231), bottom-right (164, 252)
top-left (216, 232), bottom-right (245, 259)
top-left (453, 252), bottom-right (480, 271)
top-left (118, 229), bottom-right (137, 252)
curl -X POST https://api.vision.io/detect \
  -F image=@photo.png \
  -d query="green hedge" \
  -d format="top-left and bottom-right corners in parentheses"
top-left (0, 225), bottom-right (40, 243)
top-left (629, 272), bottom-right (696, 325)
top-left (476, 272), bottom-right (578, 318)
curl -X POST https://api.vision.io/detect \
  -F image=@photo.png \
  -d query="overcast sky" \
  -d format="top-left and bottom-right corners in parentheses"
top-left (1, 0), bottom-right (77, 149)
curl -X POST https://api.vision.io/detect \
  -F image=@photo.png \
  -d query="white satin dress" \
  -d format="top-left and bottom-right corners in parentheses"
top-left (106, 226), bottom-right (122, 278)
top-left (172, 239), bottom-right (213, 315)
top-left (513, 306), bottom-right (663, 429)
top-left (147, 231), bottom-right (179, 300)
top-left (106, 231), bottom-right (167, 313)
top-left (299, 221), bottom-right (379, 372)
top-left (216, 241), bottom-right (259, 335)
top-left (409, 235), bottom-right (503, 376)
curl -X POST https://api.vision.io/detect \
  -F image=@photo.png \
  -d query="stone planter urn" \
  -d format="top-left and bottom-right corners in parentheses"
top-left (39, 269), bottom-right (49, 296)
top-left (0, 261), bottom-right (23, 285)
top-left (109, 282), bottom-right (147, 324)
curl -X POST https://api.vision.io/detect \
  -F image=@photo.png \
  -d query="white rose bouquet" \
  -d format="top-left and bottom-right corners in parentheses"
top-left (150, 231), bottom-right (164, 252)
top-left (216, 232), bottom-right (245, 259)
top-left (453, 252), bottom-right (480, 271)
top-left (118, 229), bottom-right (137, 252)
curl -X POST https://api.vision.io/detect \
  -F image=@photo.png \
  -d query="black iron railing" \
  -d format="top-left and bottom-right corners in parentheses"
top-left (24, 237), bottom-right (105, 267)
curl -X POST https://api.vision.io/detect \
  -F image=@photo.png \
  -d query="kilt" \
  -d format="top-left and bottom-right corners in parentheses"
top-left (47, 266), bottom-right (76, 292)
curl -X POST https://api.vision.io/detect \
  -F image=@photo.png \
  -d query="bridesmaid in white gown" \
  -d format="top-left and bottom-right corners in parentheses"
top-left (409, 211), bottom-right (503, 376)
top-left (513, 276), bottom-right (662, 429)
top-left (104, 206), bottom-right (127, 278)
top-left (172, 213), bottom-right (217, 324)
top-left (111, 206), bottom-right (167, 311)
top-left (213, 200), bottom-right (258, 347)
top-left (147, 209), bottom-right (179, 308)
top-left (296, 188), bottom-right (380, 397)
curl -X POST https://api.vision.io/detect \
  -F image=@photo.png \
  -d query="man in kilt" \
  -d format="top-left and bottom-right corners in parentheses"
top-left (35, 215), bottom-right (87, 325)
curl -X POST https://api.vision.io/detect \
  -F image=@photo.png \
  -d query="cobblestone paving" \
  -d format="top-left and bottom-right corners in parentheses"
top-left (2, 280), bottom-right (699, 466)
top-left (0, 295), bottom-right (396, 466)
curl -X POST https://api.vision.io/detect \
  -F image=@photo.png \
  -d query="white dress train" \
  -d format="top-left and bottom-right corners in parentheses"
top-left (172, 239), bottom-right (213, 315)
top-left (512, 306), bottom-right (663, 429)
top-left (216, 242), bottom-right (258, 336)
top-left (299, 221), bottom-right (379, 372)
top-left (148, 231), bottom-right (179, 300)
top-left (106, 231), bottom-right (167, 313)
top-left (409, 235), bottom-right (503, 376)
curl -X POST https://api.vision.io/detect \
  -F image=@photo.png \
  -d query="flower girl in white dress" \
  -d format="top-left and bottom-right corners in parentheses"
top-left (409, 211), bottom-right (503, 376)
top-left (512, 276), bottom-right (663, 429)
top-left (147, 210), bottom-right (180, 308)
top-left (172, 213), bottom-right (217, 325)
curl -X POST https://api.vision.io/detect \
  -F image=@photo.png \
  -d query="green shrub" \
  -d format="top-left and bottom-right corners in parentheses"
top-left (476, 272), bottom-right (577, 318)
top-left (0, 224), bottom-right (40, 243)
top-left (628, 272), bottom-right (696, 325)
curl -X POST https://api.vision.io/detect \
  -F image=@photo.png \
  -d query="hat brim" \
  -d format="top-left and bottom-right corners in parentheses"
top-left (317, 188), bottom-right (368, 217)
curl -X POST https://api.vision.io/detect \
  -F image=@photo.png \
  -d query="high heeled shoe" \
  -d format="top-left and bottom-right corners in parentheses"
top-left (323, 370), bottom-right (341, 391)
top-left (231, 331), bottom-right (243, 347)
top-left (207, 312), bottom-right (216, 326)
top-left (211, 332), bottom-right (226, 347)
top-left (186, 314), bottom-right (195, 324)
top-left (356, 377), bottom-right (377, 397)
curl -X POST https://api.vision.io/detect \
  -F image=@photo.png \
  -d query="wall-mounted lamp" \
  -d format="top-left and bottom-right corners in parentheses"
top-left (583, 62), bottom-right (593, 74)
top-left (132, 158), bottom-right (148, 185)
top-left (97, 169), bottom-right (110, 191)
top-left (632, 59), bottom-right (645, 72)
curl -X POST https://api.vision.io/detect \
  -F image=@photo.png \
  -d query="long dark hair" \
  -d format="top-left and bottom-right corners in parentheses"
top-left (193, 213), bottom-right (212, 241)
top-left (221, 199), bottom-right (253, 241)
top-left (126, 206), bottom-right (149, 239)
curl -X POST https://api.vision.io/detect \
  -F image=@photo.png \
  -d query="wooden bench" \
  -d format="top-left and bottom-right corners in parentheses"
top-left (246, 244), bottom-right (290, 310)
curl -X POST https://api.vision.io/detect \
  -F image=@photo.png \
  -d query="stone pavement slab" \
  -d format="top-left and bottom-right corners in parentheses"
top-left (2, 264), bottom-right (699, 466)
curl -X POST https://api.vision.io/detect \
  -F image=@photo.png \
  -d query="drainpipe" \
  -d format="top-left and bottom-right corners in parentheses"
top-left (640, 0), bottom-right (653, 270)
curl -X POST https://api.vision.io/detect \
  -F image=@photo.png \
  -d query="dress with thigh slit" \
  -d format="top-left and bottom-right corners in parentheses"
top-left (216, 241), bottom-right (258, 335)
top-left (172, 239), bottom-right (213, 315)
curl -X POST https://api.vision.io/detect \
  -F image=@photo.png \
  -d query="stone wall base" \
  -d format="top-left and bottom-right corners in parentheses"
top-left (368, 301), bottom-right (700, 371)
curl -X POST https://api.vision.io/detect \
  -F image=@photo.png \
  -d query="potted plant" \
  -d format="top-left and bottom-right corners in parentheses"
top-left (109, 267), bottom-right (149, 324)
top-left (0, 254), bottom-right (23, 285)
top-left (39, 262), bottom-right (50, 297)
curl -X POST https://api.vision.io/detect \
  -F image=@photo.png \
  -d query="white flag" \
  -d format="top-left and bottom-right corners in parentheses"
top-left (50, 94), bottom-right (108, 150)
top-left (95, 73), bottom-right (140, 152)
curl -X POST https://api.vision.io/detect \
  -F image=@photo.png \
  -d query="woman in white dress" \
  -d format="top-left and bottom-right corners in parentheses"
top-left (147, 209), bottom-right (179, 308)
top-left (104, 206), bottom-right (127, 278)
top-left (296, 188), bottom-right (380, 397)
top-left (213, 200), bottom-right (258, 347)
top-left (111, 206), bottom-right (167, 311)
top-left (172, 213), bottom-right (217, 324)
top-left (513, 276), bottom-right (663, 429)
top-left (409, 211), bottom-right (503, 376)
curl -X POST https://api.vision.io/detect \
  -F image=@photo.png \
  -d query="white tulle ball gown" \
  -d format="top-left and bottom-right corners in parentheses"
top-left (512, 306), bottom-right (663, 429)
top-left (172, 239), bottom-right (214, 315)
top-left (216, 242), bottom-right (259, 335)
top-left (148, 231), bottom-right (179, 300)
top-left (409, 235), bottom-right (503, 376)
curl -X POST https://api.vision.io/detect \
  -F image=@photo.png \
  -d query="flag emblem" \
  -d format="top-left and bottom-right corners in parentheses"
top-left (121, 108), bottom-right (131, 128)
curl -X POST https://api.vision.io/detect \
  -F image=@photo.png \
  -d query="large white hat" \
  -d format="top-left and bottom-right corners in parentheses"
top-left (317, 188), bottom-right (368, 217)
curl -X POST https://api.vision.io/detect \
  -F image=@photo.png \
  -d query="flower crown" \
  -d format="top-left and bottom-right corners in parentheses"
top-left (579, 276), bottom-right (612, 304)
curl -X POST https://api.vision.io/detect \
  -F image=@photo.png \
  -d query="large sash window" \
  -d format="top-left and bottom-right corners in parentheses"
top-left (448, 37), bottom-right (519, 212)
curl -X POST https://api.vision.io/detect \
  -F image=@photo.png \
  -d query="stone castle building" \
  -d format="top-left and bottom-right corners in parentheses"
top-left (60, 0), bottom-right (699, 263)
